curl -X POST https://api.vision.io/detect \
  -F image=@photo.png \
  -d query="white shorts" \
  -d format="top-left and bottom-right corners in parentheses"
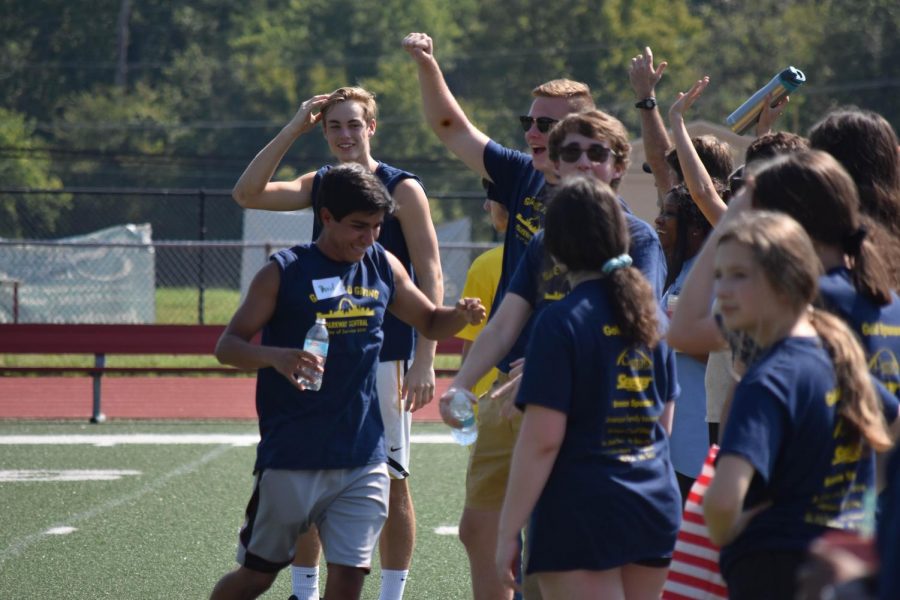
top-left (377, 360), bottom-right (412, 479)
top-left (235, 463), bottom-right (389, 572)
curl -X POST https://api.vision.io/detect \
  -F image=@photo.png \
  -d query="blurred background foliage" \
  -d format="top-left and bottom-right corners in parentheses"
top-left (1, 0), bottom-right (898, 238)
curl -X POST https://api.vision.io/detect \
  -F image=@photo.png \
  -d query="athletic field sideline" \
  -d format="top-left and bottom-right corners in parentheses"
top-left (0, 420), bottom-right (470, 599)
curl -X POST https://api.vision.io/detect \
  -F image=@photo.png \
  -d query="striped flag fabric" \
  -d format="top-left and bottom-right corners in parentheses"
top-left (662, 444), bottom-right (728, 600)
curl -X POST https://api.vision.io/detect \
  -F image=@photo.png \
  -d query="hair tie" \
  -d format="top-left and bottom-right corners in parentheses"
top-left (842, 226), bottom-right (867, 255)
top-left (601, 253), bottom-right (632, 275)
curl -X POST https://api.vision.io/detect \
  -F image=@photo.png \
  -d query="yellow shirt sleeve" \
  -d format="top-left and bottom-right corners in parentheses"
top-left (456, 245), bottom-right (504, 342)
top-left (455, 245), bottom-right (504, 397)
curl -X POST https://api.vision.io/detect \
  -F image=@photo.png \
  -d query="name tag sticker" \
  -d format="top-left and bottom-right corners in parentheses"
top-left (312, 277), bottom-right (347, 300)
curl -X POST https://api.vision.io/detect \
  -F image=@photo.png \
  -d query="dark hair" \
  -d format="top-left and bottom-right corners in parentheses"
top-left (544, 176), bottom-right (660, 347)
top-left (664, 135), bottom-right (735, 184)
top-left (752, 150), bottom-right (894, 305)
top-left (809, 108), bottom-right (900, 237)
top-left (662, 183), bottom-right (714, 290)
top-left (718, 211), bottom-right (892, 451)
top-left (317, 163), bottom-right (394, 221)
top-left (546, 110), bottom-right (631, 189)
top-left (745, 131), bottom-right (809, 165)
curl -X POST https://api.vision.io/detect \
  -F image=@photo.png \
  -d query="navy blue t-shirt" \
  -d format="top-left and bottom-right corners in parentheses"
top-left (311, 162), bottom-right (422, 362)
top-left (818, 267), bottom-right (900, 400)
top-left (502, 206), bottom-right (666, 373)
top-left (718, 336), bottom-right (891, 578)
top-left (254, 242), bottom-right (394, 471)
top-left (878, 448), bottom-right (900, 600)
top-left (515, 279), bottom-right (681, 572)
top-left (482, 140), bottom-right (547, 311)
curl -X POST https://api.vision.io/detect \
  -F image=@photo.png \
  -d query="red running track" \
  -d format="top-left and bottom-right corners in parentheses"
top-left (0, 377), bottom-right (450, 421)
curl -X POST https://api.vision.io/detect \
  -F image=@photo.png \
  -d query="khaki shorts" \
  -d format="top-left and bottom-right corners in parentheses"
top-left (464, 373), bottom-right (523, 511)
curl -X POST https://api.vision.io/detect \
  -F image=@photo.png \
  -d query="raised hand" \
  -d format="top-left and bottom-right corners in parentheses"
top-left (755, 91), bottom-right (790, 137)
top-left (629, 46), bottom-right (667, 99)
top-left (669, 76), bottom-right (710, 121)
top-left (401, 32), bottom-right (434, 64)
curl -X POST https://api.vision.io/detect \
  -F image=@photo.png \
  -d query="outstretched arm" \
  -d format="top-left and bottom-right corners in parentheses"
top-left (668, 77), bottom-right (728, 226)
top-left (402, 32), bottom-right (491, 180)
top-left (629, 46), bottom-right (675, 200)
top-left (394, 178), bottom-right (444, 411)
top-left (387, 252), bottom-right (484, 342)
top-left (232, 94), bottom-right (330, 211)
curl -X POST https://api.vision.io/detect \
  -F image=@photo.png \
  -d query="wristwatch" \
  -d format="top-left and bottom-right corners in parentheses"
top-left (635, 97), bottom-right (657, 110)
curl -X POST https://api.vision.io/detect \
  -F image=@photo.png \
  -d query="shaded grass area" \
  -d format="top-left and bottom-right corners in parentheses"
top-left (0, 421), bottom-right (470, 599)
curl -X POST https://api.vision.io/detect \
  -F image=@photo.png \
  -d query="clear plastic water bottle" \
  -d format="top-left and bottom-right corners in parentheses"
top-left (297, 317), bottom-right (329, 391)
top-left (447, 388), bottom-right (478, 446)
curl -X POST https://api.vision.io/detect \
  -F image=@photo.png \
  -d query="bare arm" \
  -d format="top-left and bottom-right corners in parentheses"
top-left (451, 293), bottom-right (532, 390)
top-left (668, 185), bottom-right (754, 353)
top-left (232, 95), bottom-right (329, 211)
top-left (660, 399), bottom-right (675, 436)
top-left (496, 405), bottom-right (566, 591)
top-left (394, 178), bottom-right (444, 410)
top-left (387, 253), bottom-right (484, 341)
top-left (629, 46), bottom-right (675, 200)
top-left (668, 77), bottom-right (728, 226)
top-left (214, 263), bottom-right (320, 389)
top-left (704, 455), bottom-right (769, 546)
top-left (402, 32), bottom-right (491, 180)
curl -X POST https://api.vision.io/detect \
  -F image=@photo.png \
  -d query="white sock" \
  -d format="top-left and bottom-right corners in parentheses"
top-left (291, 565), bottom-right (319, 600)
top-left (379, 569), bottom-right (409, 600)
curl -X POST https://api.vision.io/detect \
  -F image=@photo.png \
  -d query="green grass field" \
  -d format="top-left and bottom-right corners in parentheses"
top-left (0, 421), bottom-right (471, 599)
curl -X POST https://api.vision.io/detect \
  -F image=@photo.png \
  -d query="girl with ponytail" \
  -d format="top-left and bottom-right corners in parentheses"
top-left (751, 150), bottom-right (900, 403)
top-left (703, 211), bottom-right (896, 600)
top-left (496, 176), bottom-right (681, 599)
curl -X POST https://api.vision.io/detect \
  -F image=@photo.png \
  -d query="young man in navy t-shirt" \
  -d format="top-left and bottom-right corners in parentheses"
top-left (232, 86), bottom-right (441, 600)
top-left (403, 31), bottom-right (597, 599)
top-left (211, 164), bottom-right (484, 600)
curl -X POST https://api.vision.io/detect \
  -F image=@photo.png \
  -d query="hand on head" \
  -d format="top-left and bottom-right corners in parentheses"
top-left (287, 94), bottom-right (331, 135)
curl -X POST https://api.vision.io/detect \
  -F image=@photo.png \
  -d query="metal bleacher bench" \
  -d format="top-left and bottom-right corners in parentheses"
top-left (0, 324), bottom-right (463, 423)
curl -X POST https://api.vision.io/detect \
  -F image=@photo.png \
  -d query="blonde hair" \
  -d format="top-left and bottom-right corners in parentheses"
top-left (531, 79), bottom-right (595, 113)
top-left (718, 211), bottom-right (892, 451)
top-left (321, 86), bottom-right (377, 123)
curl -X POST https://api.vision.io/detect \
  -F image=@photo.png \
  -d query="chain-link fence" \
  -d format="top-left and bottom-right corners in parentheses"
top-left (0, 188), bottom-right (498, 324)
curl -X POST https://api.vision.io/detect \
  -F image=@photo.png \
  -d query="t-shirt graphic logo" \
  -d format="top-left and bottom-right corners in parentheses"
top-left (317, 298), bottom-right (375, 320)
top-left (312, 276), bottom-right (347, 300)
top-left (868, 348), bottom-right (899, 394)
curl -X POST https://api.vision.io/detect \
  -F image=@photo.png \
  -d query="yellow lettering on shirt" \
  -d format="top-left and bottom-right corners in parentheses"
top-left (616, 374), bottom-right (652, 392)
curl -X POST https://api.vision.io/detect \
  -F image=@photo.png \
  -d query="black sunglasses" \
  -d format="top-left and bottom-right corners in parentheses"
top-left (519, 116), bottom-right (558, 133)
top-left (558, 143), bottom-right (618, 164)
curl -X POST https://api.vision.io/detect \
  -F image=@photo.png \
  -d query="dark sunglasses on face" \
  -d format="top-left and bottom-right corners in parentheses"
top-left (519, 115), bottom-right (558, 133)
top-left (558, 143), bottom-right (618, 164)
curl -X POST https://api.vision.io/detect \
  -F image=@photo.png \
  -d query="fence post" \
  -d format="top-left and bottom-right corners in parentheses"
top-left (90, 353), bottom-right (107, 424)
top-left (197, 189), bottom-right (207, 325)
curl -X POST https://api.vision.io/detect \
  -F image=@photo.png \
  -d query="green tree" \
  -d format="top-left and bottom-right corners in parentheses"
top-left (0, 108), bottom-right (69, 237)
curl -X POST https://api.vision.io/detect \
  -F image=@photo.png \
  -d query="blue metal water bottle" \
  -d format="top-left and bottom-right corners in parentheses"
top-left (725, 67), bottom-right (806, 135)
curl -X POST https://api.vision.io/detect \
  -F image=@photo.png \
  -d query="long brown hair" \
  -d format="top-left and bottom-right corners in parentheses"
top-left (718, 211), bottom-right (892, 451)
top-left (544, 176), bottom-right (659, 348)
top-left (752, 150), bottom-right (895, 305)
